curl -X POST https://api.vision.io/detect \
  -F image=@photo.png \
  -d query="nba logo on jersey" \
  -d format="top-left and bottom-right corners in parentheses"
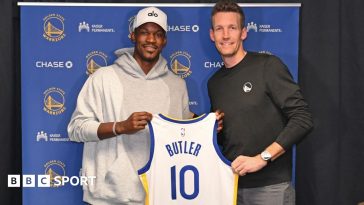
top-left (138, 113), bottom-right (238, 205)
top-left (181, 127), bottom-right (185, 137)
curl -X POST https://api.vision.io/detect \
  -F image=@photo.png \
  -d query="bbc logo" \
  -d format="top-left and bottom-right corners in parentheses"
top-left (8, 175), bottom-right (51, 187)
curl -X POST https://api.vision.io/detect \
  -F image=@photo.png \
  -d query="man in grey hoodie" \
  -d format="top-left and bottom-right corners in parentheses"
top-left (68, 7), bottom-right (195, 205)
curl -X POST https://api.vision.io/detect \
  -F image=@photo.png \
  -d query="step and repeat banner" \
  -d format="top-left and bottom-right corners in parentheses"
top-left (19, 3), bottom-right (299, 205)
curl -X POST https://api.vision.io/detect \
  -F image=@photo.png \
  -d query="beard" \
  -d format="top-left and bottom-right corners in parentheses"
top-left (134, 47), bottom-right (161, 63)
top-left (140, 53), bottom-right (160, 62)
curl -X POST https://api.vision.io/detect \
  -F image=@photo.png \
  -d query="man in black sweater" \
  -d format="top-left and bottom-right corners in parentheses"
top-left (208, 1), bottom-right (313, 204)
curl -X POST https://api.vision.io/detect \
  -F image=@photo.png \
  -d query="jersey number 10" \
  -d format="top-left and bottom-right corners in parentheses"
top-left (170, 165), bottom-right (200, 200)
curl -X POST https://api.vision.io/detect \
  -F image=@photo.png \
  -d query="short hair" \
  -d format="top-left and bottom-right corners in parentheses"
top-left (211, 0), bottom-right (245, 28)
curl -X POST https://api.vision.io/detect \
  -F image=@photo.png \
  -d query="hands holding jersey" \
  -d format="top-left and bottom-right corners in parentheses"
top-left (215, 109), bottom-right (224, 133)
top-left (116, 110), bottom-right (284, 177)
top-left (114, 110), bottom-right (224, 135)
top-left (114, 112), bottom-right (153, 134)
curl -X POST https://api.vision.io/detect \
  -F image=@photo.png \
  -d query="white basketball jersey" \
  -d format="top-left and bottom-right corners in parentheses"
top-left (138, 113), bottom-right (238, 205)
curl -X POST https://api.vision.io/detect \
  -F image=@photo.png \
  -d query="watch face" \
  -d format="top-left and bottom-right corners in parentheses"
top-left (261, 151), bottom-right (272, 161)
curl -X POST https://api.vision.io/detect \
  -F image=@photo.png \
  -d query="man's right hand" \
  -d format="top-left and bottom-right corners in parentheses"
top-left (115, 112), bottom-right (153, 134)
top-left (231, 155), bottom-right (268, 176)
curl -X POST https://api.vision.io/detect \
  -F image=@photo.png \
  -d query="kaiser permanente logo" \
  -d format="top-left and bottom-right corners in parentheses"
top-left (170, 51), bottom-right (192, 79)
top-left (8, 160), bottom-right (96, 187)
top-left (43, 87), bottom-right (66, 115)
top-left (43, 14), bottom-right (66, 42)
top-left (86, 51), bottom-right (108, 75)
top-left (36, 131), bottom-right (70, 142)
top-left (78, 21), bottom-right (115, 33)
top-left (247, 21), bottom-right (283, 33)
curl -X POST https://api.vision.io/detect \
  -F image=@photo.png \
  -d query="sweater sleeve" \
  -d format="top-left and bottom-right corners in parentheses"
top-left (67, 74), bottom-right (102, 142)
top-left (182, 80), bottom-right (193, 119)
top-left (263, 55), bottom-right (313, 150)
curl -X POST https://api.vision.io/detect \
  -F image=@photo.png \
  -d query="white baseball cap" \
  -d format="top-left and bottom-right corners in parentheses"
top-left (133, 7), bottom-right (168, 32)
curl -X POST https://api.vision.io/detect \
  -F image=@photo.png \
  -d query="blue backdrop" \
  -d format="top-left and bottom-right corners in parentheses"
top-left (20, 3), bottom-right (299, 205)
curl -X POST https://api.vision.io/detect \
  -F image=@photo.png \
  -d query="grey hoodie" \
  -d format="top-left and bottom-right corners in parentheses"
top-left (68, 48), bottom-right (191, 205)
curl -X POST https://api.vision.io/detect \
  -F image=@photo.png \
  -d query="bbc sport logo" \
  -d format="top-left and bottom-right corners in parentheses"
top-left (8, 174), bottom-right (96, 187)
top-left (8, 160), bottom-right (96, 188)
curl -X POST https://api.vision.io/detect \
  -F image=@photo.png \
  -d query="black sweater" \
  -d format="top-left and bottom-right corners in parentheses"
top-left (208, 52), bottom-right (313, 188)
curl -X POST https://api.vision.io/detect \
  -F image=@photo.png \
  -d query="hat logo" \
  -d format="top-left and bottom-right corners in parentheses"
top-left (148, 11), bottom-right (158, 17)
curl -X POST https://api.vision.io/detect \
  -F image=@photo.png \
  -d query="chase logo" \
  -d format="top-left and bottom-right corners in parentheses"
top-left (43, 87), bottom-right (66, 115)
top-left (43, 14), bottom-right (66, 42)
top-left (168, 25), bottom-right (199, 32)
top-left (169, 51), bottom-right (192, 79)
top-left (44, 160), bottom-right (66, 187)
top-left (86, 51), bottom-right (108, 75)
top-left (35, 60), bottom-right (73, 69)
top-left (204, 61), bottom-right (224, 69)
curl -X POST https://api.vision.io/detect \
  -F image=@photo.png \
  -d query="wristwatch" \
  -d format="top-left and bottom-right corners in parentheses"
top-left (260, 150), bottom-right (272, 161)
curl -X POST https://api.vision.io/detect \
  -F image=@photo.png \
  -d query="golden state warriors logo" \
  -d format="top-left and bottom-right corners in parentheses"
top-left (170, 51), bottom-right (192, 79)
top-left (43, 87), bottom-right (66, 115)
top-left (43, 14), bottom-right (66, 42)
top-left (86, 51), bottom-right (108, 75)
top-left (44, 160), bottom-right (66, 187)
top-left (128, 15), bottom-right (136, 39)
